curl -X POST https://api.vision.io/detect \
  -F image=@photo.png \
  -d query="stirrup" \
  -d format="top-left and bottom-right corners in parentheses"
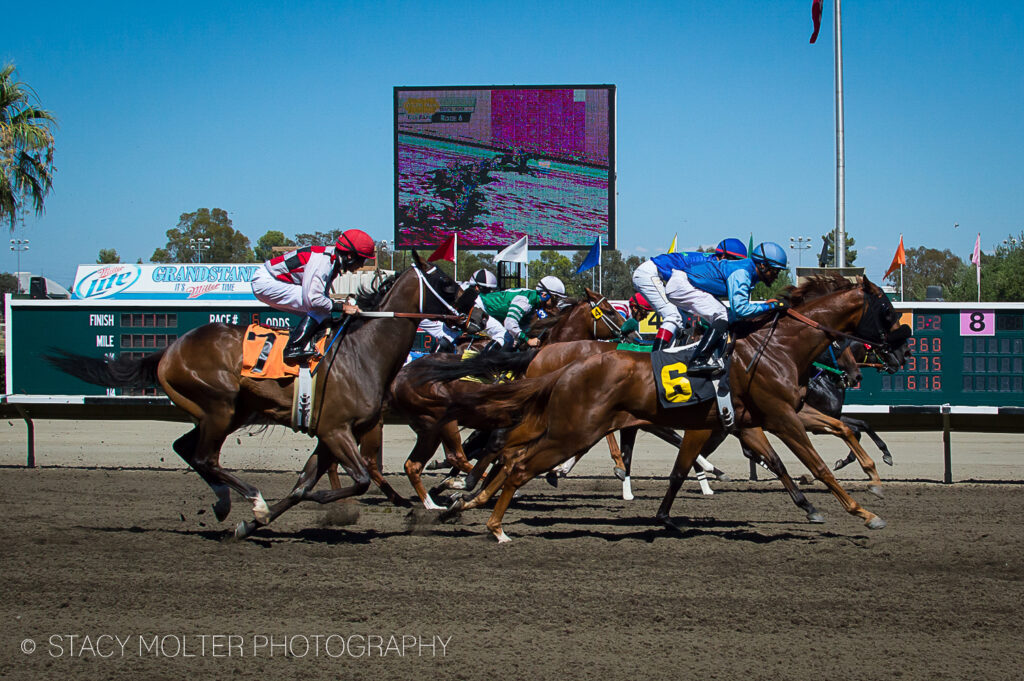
top-left (687, 357), bottom-right (724, 377)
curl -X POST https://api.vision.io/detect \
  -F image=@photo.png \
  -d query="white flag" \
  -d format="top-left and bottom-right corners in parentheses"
top-left (495, 235), bottom-right (528, 263)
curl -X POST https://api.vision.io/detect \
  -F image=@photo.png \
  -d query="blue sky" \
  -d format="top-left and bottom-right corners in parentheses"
top-left (5, 1), bottom-right (1023, 286)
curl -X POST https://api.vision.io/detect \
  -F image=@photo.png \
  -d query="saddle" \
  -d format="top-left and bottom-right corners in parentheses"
top-left (240, 324), bottom-right (328, 379)
top-left (650, 345), bottom-right (736, 431)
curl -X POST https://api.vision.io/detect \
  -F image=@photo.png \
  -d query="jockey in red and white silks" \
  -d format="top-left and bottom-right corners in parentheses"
top-left (251, 229), bottom-right (376, 361)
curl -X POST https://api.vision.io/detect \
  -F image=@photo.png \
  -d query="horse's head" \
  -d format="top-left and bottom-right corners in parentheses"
top-left (583, 287), bottom-right (637, 342)
top-left (408, 250), bottom-right (461, 315)
top-left (856, 277), bottom-right (911, 374)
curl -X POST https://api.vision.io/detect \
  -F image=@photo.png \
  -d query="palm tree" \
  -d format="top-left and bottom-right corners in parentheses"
top-left (1, 63), bottom-right (57, 231)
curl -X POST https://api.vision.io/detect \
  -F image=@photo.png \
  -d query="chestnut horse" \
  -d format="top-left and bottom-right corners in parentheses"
top-left (389, 288), bottom-right (636, 508)
top-left (47, 253), bottom-right (462, 538)
top-left (416, 275), bottom-right (907, 542)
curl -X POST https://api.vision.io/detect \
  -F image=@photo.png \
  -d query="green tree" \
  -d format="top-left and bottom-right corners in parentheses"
top-left (96, 248), bottom-right (120, 264)
top-left (254, 230), bottom-right (295, 261)
top-left (151, 208), bottom-right (255, 263)
top-left (818, 232), bottom-right (858, 267)
top-left (885, 245), bottom-right (964, 301)
top-left (945, 231), bottom-right (1024, 302)
top-left (1, 63), bottom-right (57, 231)
top-left (294, 229), bottom-right (343, 246)
top-left (0, 271), bottom-right (17, 295)
top-left (752, 269), bottom-right (795, 300)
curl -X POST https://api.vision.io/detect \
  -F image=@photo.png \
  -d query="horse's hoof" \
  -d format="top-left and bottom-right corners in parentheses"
top-left (867, 485), bottom-right (884, 499)
top-left (445, 476), bottom-right (467, 490)
top-left (882, 454), bottom-right (893, 466)
top-left (492, 529), bottom-right (512, 544)
top-left (613, 467), bottom-right (627, 482)
top-left (866, 516), bottom-right (887, 530)
top-left (250, 493), bottom-right (271, 524)
top-left (833, 459), bottom-right (847, 471)
top-left (715, 473), bottom-right (731, 482)
top-left (422, 494), bottom-right (445, 511)
top-left (656, 514), bottom-right (682, 532)
top-left (545, 471), bottom-right (559, 488)
top-left (807, 510), bottom-right (826, 524)
top-left (438, 497), bottom-right (465, 522)
top-left (234, 520), bottom-right (257, 540)
top-left (212, 499), bottom-right (231, 523)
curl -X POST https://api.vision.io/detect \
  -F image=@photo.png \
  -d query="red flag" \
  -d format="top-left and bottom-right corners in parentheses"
top-left (884, 235), bottom-right (906, 279)
top-left (427, 234), bottom-right (456, 262)
top-left (810, 0), bottom-right (823, 43)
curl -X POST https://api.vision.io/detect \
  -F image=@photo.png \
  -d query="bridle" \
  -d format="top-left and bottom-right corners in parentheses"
top-left (585, 293), bottom-right (631, 339)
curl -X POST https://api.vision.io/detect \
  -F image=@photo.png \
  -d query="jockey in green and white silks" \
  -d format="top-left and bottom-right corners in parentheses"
top-left (475, 275), bottom-right (566, 348)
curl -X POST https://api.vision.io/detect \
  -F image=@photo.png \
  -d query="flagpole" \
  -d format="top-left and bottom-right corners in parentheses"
top-left (598, 239), bottom-right (603, 293)
top-left (454, 233), bottom-right (458, 282)
top-left (899, 264), bottom-right (903, 302)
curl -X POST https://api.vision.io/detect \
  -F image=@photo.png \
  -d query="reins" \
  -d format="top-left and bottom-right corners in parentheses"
top-left (784, 307), bottom-right (882, 349)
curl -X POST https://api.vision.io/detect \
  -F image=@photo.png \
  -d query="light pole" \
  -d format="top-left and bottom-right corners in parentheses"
top-left (189, 237), bottom-right (211, 263)
top-left (10, 239), bottom-right (30, 292)
top-left (789, 236), bottom-right (813, 278)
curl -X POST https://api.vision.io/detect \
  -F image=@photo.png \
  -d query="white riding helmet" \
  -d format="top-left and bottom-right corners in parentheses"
top-left (471, 268), bottom-right (498, 289)
top-left (536, 275), bottom-right (566, 299)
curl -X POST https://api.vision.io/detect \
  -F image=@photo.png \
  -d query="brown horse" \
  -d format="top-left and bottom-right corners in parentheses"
top-left (389, 288), bottom-right (634, 508)
top-left (46, 253), bottom-right (462, 538)
top-left (416, 275), bottom-right (907, 542)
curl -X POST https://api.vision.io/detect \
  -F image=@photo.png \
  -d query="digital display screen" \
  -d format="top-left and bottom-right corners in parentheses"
top-left (394, 85), bottom-right (615, 250)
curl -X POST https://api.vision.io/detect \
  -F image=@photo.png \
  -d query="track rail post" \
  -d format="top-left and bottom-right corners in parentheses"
top-left (14, 405), bottom-right (35, 468)
top-left (941, 403), bottom-right (952, 484)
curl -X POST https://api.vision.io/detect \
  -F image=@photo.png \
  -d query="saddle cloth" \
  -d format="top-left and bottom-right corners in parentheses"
top-left (240, 324), bottom-right (328, 379)
top-left (649, 345), bottom-right (730, 409)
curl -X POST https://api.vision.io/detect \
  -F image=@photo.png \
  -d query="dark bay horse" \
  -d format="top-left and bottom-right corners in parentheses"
top-left (416, 275), bottom-right (906, 542)
top-left (47, 253), bottom-right (461, 537)
top-left (389, 288), bottom-right (633, 508)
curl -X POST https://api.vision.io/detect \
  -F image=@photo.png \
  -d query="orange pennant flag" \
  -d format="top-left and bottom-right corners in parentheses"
top-left (884, 235), bottom-right (906, 279)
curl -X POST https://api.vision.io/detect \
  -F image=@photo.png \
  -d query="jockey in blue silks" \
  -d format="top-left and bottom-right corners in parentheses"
top-left (631, 240), bottom-right (789, 376)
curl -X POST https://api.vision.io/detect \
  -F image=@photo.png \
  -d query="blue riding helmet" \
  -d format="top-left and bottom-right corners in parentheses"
top-left (751, 242), bottom-right (788, 269)
top-left (715, 238), bottom-right (748, 260)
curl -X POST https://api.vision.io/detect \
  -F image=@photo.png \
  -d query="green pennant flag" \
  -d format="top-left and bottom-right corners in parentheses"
top-left (748, 233), bottom-right (754, 256)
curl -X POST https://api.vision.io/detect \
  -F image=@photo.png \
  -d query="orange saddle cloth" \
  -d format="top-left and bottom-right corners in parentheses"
top-left (240, 324), bottom-right (328, 379)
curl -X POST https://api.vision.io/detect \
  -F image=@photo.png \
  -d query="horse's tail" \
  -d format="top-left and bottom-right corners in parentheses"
top-left (410, 348), bottom-right (540, 385)
top-left (440, 368), bottom-right (563, 430)
top-left (44, 348), bottom-right (166, 388)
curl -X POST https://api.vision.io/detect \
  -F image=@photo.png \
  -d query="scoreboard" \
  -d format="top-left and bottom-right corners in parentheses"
top-left (5, 298), bottom-right (1024, 408)
top-left (4, 298), bottom-right (300, 396)
top-left (849, 303), bottom-right (1024, 407)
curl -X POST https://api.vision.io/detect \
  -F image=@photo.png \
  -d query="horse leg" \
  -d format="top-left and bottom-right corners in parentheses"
top-left (801, 407), bottom-right (883, 498)
top-left (619, 426), bottom-right (638, 500)
top-left (737, 428), bottom-right (824, 523)
top-left (172, 427), bottom-right (232, 522)
top-left (360, 420), bottom-right (412, 508)
top-left (606, 432), bottom-right (628, 479)
top-left (235, 442), bottom-right (335, 538)
top-left (439, 422), bottom-right (474, 475)
top-left (655, 429), bottom-right (713, 530)
top-left (770, 418), bottom-right (885, 529)
top-left (844, 416), bottom-right (895, 466)
top-left (185, 411), bottom-right (271, 526)
top-left (327, 463), bottom-right (343, 490)
top-left (404, 429), bottom-right (447, 510)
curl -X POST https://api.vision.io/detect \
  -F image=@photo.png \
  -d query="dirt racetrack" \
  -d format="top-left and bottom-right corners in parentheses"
top-left (2, 425), bottom-right (1023, 680)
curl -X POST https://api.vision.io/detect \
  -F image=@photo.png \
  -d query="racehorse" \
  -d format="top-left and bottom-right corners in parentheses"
top-left (46, 253), bottom-right (462, 538)
top-left (390, 288), bottom-right (636, 508)
top-left (415, 275), bottom-right (909, 542)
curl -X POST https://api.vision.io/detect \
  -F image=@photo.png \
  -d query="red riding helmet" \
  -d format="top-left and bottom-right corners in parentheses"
top-left (629, 292), bottom-right (653, 312)
top-left (335, 229), bottom-right (377, 260)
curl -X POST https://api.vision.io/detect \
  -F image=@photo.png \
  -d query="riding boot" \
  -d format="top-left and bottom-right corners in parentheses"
top-left (651, 324), bottom-right (676, 352)
top-left (686, 319), bottom-right (728, 376)
top-left (283, 316), bottom-right (321, 362)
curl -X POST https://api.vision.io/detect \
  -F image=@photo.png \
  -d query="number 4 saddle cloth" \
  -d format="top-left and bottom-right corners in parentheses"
top-left (648, 345), bottom-right (731, 409)
top-left (240, 324), bottom-right (328, 379)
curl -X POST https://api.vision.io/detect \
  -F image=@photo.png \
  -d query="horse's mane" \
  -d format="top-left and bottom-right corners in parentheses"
top-left (732, 274), bottom-right (859, 339)
top-left (341, 271), bottom-right (399, 334)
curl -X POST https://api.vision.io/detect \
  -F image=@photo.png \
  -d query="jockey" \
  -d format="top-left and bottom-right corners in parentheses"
top-left (251, 229), bottom-right (376, 361)
top-left (631, 241), bottom-right (788, 375)
top-left (419, 268), bottom-right (499, 353)
top-left (618, 291), bottom-right (654, 339)
top-left (476, 275), bottom-right (566, 349)
top-left (714, 237), bottom-right (748, 261)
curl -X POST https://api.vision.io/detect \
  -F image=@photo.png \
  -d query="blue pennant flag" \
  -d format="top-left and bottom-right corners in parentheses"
top-left (575, 237), bottom-right (601, 274)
